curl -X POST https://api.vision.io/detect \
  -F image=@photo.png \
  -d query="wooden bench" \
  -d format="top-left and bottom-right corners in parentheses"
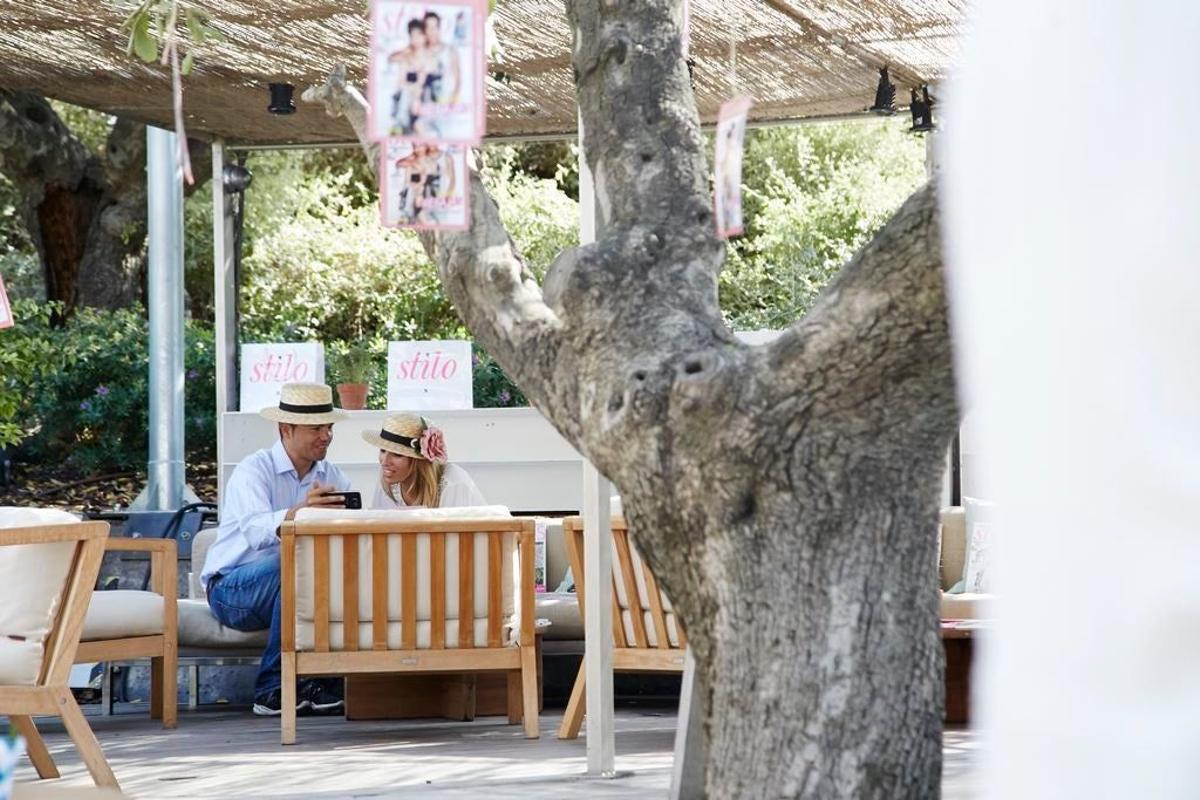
top-left (279, 507), bottom-right (540, 744)
top-left (557, 515), bottom-right (687, 740)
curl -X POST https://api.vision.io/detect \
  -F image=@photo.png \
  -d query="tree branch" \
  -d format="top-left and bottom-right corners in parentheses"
top-left (302, 67), bottom-right (572, 434)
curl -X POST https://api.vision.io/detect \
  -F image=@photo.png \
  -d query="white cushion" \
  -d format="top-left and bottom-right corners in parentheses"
top-left (82, 591), bottom-right (164, 641)
top-left (939, 507), bottom-right (966, 591)
top-left (962, 497), bottom-right (997, 593)
top-left (0, 507), bottom-right (85, 685)
top-left (292, 506), bottom-right (519, 628)
top-left (191, 528), bottom-right (219, 599)
top-left (940, 592), bottom-right (993, 620)
top-left (296, 618), bottom-right (514, 651)
top-left (0, 637), bottom-right (44, 686)
top-left (178, 598), bottom-right (269, 649)
top-left (611, 533), bottom-right (674, 613)
top-left (619, 610), bottom-right (683, 648)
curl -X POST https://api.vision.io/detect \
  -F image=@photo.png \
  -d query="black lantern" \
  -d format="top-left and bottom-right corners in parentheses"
top-left (268, 83), bottom-right (296, 115)
top-left (221, 163), bottom-right (254, 194)
top-left (909, 85), bottom-right (935, 133)
top-left (869, 66), bottom-right (896, 114)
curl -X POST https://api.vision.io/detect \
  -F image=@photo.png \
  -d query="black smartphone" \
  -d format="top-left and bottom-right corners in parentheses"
top-left (325, 491), bottom-right (362, 509)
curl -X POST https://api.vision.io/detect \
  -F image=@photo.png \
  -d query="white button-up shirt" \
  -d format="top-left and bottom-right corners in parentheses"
top-left (201, 440), bottom-right (351, 585)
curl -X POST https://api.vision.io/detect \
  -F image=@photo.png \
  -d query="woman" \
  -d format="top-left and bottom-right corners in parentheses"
top-left (362, 413), bottom-right (485, 508)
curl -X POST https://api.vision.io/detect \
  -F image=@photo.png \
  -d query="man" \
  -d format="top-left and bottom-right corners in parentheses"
top-left (422, 11), bottom-right (460, 106)
top-left (201, 382), bottom-right (352, 716)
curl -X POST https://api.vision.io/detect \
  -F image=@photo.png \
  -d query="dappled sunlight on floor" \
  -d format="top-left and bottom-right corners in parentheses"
top-left (11, 709), bottom-right (980, 799)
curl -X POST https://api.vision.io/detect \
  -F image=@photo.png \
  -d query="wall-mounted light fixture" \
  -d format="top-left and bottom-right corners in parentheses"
top-left (869, 66), bottom-right (896, 114)
top-left (268, 83), bottom-right (296, 115)
top-left (909, 85), bottom-right (935, 133)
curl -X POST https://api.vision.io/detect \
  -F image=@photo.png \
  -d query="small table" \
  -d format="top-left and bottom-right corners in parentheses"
top-left (941, 620), bottom-right (985, 724)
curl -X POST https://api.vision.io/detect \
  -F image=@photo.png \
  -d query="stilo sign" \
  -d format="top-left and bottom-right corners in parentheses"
top-left (387, 340), bottom-right (472, 410)
top-left (239, 342), bottom-right (326, 413)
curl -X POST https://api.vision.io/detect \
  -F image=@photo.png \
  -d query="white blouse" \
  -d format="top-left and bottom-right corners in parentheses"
top-left (369, 463), bottom-right (486, 509)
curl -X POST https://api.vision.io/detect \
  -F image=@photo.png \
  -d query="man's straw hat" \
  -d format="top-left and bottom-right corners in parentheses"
top-left (260, 383), bottom-right (348, 425)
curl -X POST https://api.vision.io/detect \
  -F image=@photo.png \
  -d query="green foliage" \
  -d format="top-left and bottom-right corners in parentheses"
top-left (328, 339), bottom-right (378, 385)
top-left (472, 345), bottom-right (527, 408)
top-left (121, 0), bottom-right (221, 67)
top-left (0, 301), bottom-right (216, 471)
top-left (480, 146), bottom-right (580, 278)
top-left (720, 118), bottom-right (927, 330)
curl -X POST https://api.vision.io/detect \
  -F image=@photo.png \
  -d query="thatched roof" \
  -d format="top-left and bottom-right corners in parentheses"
top-left (0, 1), bottom-right (964, 145)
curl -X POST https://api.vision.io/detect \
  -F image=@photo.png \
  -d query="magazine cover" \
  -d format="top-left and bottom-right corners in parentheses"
top-left (380, 140), bottom-right (470, 230)
top-left (368, 0), bottom-right (486, 143)
top-left (0, 273), bottom-right (12, 329)
top-left (714, 95), bottom-right (752, 239)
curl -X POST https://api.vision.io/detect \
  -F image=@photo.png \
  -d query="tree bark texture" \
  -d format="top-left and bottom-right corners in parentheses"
top-left (308, 0), bottom-right (957, 791)
top-left (0, 91), bottom-right (210, 315)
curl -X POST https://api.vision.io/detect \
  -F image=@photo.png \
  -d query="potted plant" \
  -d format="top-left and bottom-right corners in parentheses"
top-left (330, 341), bottom-right (377, 410)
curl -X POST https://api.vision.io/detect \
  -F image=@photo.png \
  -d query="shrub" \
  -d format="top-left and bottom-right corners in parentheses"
top-left (0, 301), bottom-right (216, 471)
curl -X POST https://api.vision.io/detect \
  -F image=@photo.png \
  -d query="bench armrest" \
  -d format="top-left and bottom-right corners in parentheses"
top-left (103, 537), bottom-right (178, 598)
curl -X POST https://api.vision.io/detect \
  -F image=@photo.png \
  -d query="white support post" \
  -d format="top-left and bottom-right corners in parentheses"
top-left (212, 141), bottom-right (237, 503)
top-left (582, 462), bottom-right (615, 776)
top-left (145, 126), bottom-right (186, 511)
top-left (578, 115), bottom-right (616, 776)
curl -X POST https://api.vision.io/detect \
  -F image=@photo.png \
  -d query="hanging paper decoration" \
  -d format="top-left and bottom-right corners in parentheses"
top-left (367, 0), bottom-right (487, 144)
top-left (714, 95), bottom-right (752, 239)
top-left (0, 273), bottom-right (12, 330)
top-left (380, 140), bottom-right (470, 230)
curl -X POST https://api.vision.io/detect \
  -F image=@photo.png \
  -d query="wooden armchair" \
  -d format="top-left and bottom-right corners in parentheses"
top-left (0, 516), bottom-right (117, 789)
top-left (557, 515), bottom-right (687, 740)
top-left (76, 537), bottom-right (178, 727)
top-left (280, 507), bottom-right (540, 745)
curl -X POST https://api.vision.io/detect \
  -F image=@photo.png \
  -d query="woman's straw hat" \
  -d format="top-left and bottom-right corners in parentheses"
top-left (260, 383), bottom-right (348, 425)
top-left (362, 413), bottom-right (445, 462)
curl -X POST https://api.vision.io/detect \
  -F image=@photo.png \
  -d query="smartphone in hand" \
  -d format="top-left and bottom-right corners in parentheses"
top-left (324, 491), bottom-right (362, 510)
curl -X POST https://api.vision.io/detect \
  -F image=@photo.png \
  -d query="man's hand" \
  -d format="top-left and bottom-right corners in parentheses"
top-left (283, 480), bottom-right (346, 521)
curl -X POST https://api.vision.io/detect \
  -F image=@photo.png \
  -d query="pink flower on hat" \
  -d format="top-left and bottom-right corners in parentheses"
top-left (419, 426), bottom-right (447, 464)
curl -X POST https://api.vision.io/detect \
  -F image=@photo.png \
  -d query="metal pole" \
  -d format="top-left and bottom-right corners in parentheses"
top-left (212, 140), bottom-right (238, 503)
top-left (146, 126), bottom-right (185, 511)
top-left (577, 112), bottom-right (616, 777)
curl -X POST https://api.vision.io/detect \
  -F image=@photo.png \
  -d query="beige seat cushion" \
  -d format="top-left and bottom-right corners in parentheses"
top-left (940, 592), bottom-right (993, 620)
top-left (536, 592), bottom-right (582, 641)
top-left (177, 598), bottom-right (269, 649)
top-left (82, 590), bottom-right (164, 641)
top-left (292, 506), bottom-right (519, 630)
top-left (0, 507), bottom-right (85, 685)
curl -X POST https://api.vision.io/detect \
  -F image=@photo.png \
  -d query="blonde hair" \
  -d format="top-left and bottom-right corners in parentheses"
top-left (385, 457), bottom-right (446, 508)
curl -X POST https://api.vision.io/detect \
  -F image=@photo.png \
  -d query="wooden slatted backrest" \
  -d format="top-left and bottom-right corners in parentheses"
top-left (562, 516), bottom-right (684, 651)
top-left (281, 518), bottom-right (536, 653)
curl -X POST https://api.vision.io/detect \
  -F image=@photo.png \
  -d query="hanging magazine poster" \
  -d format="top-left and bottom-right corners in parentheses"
top-left (368, 0), bottom-right (486, 144)
top-left (0, 273), bottom-right (12, 329)
top-left (381, 140), bottom-right (470, 230)
top-left (714, 95), bottom-right (752, 239)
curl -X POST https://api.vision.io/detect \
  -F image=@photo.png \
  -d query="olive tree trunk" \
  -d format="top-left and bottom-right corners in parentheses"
top-left (308, 0), bottom-right (957, 793)
top-left (0, 90), bottom-right (210, 315)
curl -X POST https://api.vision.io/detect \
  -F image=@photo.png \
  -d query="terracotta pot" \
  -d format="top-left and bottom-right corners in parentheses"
top-left (337, 383), bottom-right (369, 410)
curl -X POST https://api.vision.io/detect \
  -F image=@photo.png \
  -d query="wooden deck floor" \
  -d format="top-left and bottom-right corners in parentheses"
top-left (8, 708), bottom-right (981, 799)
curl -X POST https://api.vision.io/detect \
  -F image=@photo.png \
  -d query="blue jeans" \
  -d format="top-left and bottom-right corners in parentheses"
top-left (207, 552), bottom-right (281, 700)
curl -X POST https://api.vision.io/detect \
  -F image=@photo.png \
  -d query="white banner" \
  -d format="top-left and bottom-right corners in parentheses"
top-left (387, 340), bottom-right (473, 410)
top-left (240, 342), bottom-right (325, 413)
